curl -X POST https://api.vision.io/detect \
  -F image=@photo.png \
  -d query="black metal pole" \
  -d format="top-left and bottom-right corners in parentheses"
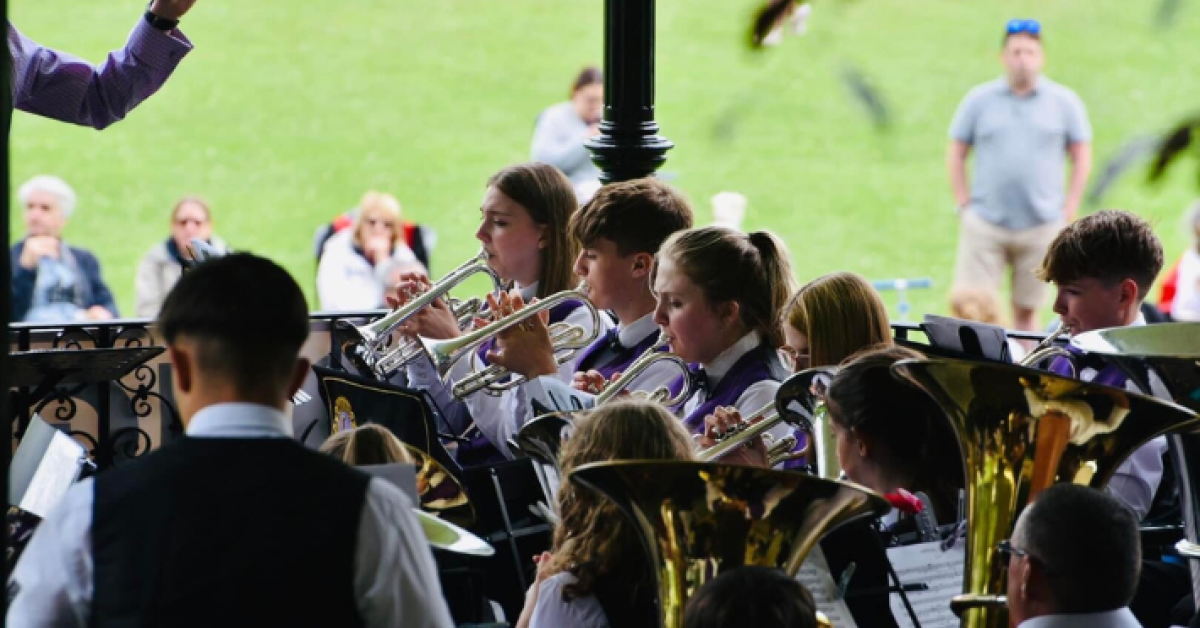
top-left (586, 0), bottom-right (673, 184)
top-left (3, 0), bottom-right (13, 605)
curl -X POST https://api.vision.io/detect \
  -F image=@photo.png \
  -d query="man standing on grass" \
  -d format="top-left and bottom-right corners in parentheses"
top-left (946, 19), bottom-right (1092, 332)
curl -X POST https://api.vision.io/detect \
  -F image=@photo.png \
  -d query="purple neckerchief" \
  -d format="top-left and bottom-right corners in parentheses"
top-left (576, 327), bottom-right (662, 379)
top-left (1048, 344), bottom-right (1130, 389)
top-left (679, 344), bottom-right (781, 434)
top-left (475, 299), bottom-right (585, 366)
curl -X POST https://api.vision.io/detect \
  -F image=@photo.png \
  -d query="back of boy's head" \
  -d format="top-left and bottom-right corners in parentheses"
top-left (683, 566), bottom-right (818, 628)
top-left (570, 178), bottom-right (693, 256)
top-left (1037, 210), bottom-right (1163, 300)
top-left (158, 253), bottom-right (310, 397)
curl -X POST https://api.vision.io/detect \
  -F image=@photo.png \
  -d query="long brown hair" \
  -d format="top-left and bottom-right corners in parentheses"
top-left (548, 400), bottom-right (694, 599)
top-left (487, 163), bottom-right (580, 298)
top-left (655, 226), bottom-right (796, 348)
top-left (784, 271), bottom-right (892, 368)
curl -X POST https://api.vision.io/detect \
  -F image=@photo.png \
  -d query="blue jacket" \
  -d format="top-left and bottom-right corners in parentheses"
top-left (10, 239), bottom-right (119, 321)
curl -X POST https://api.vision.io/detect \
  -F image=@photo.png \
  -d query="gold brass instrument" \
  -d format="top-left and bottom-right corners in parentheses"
top-left (419, 282), bottom-right (602, 398)
top-left (696, 367), bottom-right (831, 466)
top-left (1071, 322), bottom-right (1200, 612)
top-left (569, 460), bottom-right (889, 628)
top-left (336, 249), bottom-right (503, 376)
top-left (892, 356), bottom-right (1200, 628)
top-left (1019, 321), bottom-right (1076, 376)
top-left (592, 332), bottom-right (693, 406)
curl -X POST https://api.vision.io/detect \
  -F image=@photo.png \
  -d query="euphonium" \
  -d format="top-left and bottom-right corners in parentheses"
top-left (336, 249), bottom-right (502, 376)
top-left (892, 356), bottom-right (1199, 628)
top-left (419, 281), bottom-right (602, 398)
top-left (696, 367), bottom-right (831, 467)
top-left (569, 460), bottom-right (889, 628)
top-left (1071, 322), bottom-right (1200, 612)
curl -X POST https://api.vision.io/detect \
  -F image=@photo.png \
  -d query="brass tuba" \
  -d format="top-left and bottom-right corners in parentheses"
top-left (892, 356), bottom-right (1200, 628)
top-left (569, 460), bottom-right (889, 628)
top-left (1071, 322), bottom-right (1200, 612)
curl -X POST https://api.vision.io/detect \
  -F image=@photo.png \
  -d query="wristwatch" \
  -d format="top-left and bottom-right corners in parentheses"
top-left (143, 3), bottom-right (180, 31)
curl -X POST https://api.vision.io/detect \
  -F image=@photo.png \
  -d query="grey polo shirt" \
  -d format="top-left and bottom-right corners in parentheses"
top-left (949, 76), bottom-right (1091, 230)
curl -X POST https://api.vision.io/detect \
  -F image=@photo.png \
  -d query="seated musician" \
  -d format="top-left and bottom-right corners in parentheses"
top-left (653, 227), bottom-right (796, 438)
top-left (515, 399), bottom-right (695, 628)
top-left (820, 344), bottom-right (966, 628)
top-left (7, 253), bottom-right (453, 628)
top-left (1035, 209), bottom-right (1167, 521)
top-left (683, 566), bottom-right (819, 628)
top-left (320, 423), bottom-right (415, 465)
top-left (391, 162), bottom-right (609, 465)
top-left (485, 177), bottom-right (693, 411)
top-left (1005, 485), bottom-right (1143, 628)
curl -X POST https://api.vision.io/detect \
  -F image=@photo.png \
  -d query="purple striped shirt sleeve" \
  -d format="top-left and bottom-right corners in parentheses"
top-left (8, 17), bottom-right (192, 129)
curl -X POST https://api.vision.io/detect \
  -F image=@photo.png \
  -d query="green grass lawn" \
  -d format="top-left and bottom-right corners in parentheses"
top-left (10, 0), bottom-right (1200, 324)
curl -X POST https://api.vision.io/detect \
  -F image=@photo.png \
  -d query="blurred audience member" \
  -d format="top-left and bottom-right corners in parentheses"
top-left (11, 175), bottom-right (118, 322)
top-left (1165, 201), bottom-right (1200, 322)
top-left (531, 66), bottom-right (604, 203)
top-left (317, 191), bottom-right (426, 312)
top-left (135, 196), bottom-right (227, 317)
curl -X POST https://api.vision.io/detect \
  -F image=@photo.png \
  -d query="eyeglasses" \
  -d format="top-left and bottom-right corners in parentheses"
top-left (777, 347), bottom-right (810, 372)
top-left (1005, 19), bottom-right (1041, 36)
top-left (996, 539), bottom-right (1029, 561)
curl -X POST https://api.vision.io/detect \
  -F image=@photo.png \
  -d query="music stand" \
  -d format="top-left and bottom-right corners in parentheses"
top-left (9, 347), bottom-right (164, 441)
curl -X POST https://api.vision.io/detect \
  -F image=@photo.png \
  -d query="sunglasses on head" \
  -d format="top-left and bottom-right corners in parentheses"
top-left (1006, 19), bottom-right (1041, 36)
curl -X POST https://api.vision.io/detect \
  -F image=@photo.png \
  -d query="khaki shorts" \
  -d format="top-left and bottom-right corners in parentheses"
top-left (952, 210), bottom-right (1064, 311)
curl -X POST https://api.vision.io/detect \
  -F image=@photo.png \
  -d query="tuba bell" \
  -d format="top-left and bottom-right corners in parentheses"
top-left (569, 460), bottom-right (889, 628)
top-left (892, 356), bottom-right (1200, 628)
top-left (1071, 322), bottom-right (1200, 613)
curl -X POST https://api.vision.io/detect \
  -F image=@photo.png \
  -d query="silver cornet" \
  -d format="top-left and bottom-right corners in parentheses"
top-left (591, 333), bottom-right (693, 407)
top-left (336, 249), bottom-right (502, 377)
top-left (419, 282), bottom-right (602, 398)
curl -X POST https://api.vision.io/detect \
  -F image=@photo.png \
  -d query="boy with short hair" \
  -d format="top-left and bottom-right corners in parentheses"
top-left (1037, 209), bottom-right (1166, 519)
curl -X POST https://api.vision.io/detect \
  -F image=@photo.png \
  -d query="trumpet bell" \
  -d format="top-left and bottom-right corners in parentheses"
top-left (570, 460), bottom-right (889, 628)
top-left (892, 356), bottom-right (1200, 628)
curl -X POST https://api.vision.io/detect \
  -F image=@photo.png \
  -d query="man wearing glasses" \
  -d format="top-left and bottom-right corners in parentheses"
top-left (947, 19), bottom-right (1092, 334)
top-left (1001, 485), bottom-right (1142, 628)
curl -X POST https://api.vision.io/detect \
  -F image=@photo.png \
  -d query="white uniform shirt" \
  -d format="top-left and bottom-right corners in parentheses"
top-left (6, 403), bottom-right (455, 628)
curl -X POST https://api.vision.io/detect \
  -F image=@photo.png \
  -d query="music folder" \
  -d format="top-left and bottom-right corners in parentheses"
top-left (921, 314), bottom-right (1011, 363)
top-left (9, 414), bottom-right (88, 518)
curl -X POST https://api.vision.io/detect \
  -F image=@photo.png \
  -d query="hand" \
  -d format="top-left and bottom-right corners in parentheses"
top-left (19, 236), bottom-right (60, 269)
top-left (696, 406), bottom-right (769, 468)
top-left (85, 305), bottom-right (114, 321)
top-left (388, 272), bottom-right (462, 340)
top-left (385, 272), bottom-right (430, 309)
top-left (587, 122), bottom-right (601, 138)
top-left (515, 552), bottom-right (555, 628)
top-left (572, 370), bottom-right (620, 395)
top-left (364, 235), bottom-right (392, 265)
top-left (148, 0), bottom-right (198, 20)
top-left (486, 292), bottom-right (557, 378)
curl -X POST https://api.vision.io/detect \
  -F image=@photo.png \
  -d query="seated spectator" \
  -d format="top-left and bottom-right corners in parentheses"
top-left (135, 196), bottom-right (228, 317)
top-left (1166, 200), bottom-right (1200, 322)
top-left (10, 175), bottom-right (117, 322)
top-left (1006, 485), bottom-right (1142, 628)
top-left (317, 191), bottom-right (426, 311)
top-left (516, 399), bottom-right (695, 628)
top-left (531, 67), bottom-right (604, 203)
top-left (319, 424), bottom-right (415, 466)
top-left (949, 286), bottom-right (1027, 360)
top-left (683, 566), bottom-right (818, 628)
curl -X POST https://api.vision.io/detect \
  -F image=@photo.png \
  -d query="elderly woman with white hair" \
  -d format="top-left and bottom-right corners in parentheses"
top-left (316, 191), bottom-right (426, 311)
top-left (10, 175), bottom-right (118, 322)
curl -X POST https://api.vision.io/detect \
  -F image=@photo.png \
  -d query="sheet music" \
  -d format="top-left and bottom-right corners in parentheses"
top-left (796, 546), bottom-right (859, 628)
top-left (20, 430), bottom-right (85, 518)
top-left (887, 541), bottom-right (965, 628)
